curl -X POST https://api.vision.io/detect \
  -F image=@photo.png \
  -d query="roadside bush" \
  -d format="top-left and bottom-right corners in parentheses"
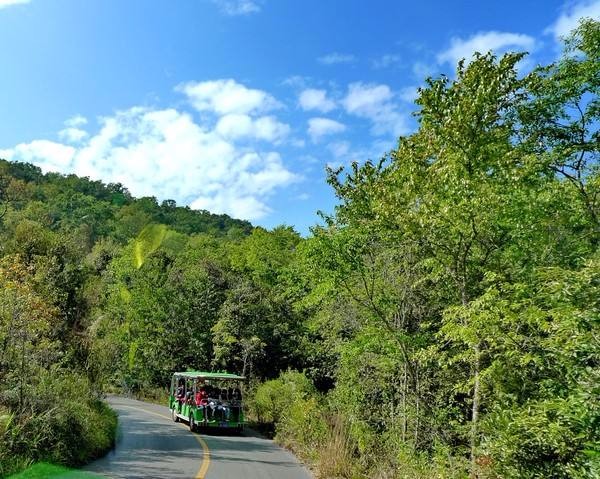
top-left (483, 396), bottom-right (600, 479)
top-left (278, 396), bottom-right (328, 462)
top-left (252, 372), bottom-right (361, 478)
top-left (251, 370), bottom-right (470, 479)
top-left (251, 371), bottom-right (329, 463)
top-left (251, 370), bottom-right (317, 424)
top-left (0, 369), bottom-right (117, 477)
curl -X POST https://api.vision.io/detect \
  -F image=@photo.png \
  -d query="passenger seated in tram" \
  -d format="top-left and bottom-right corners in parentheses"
top-left (218, 388), bottom-right (231, 420)
top-left (176, 380), bottom-right (185, 399)
top-left (202, 382), bottom-right (218, 420)
top-left (195, 384), bottom-right (209, 406)
top-left (175, 379), bottom-right (186, 411)
top-left (232, 387), bottom-right (242, 401)
top-left (202, 384), bottom-right (231, 421)
top-left (193, 382), bottom-right (209, 420)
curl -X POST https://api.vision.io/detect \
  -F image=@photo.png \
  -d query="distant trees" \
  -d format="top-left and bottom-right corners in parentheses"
top-left (0, 158), bottom-right (253, 475)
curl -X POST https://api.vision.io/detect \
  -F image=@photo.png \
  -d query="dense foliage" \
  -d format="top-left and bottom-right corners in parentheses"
top-left (1, 19), bottom-right (599, 479)
top-left (0, 162), bottom-right (250, 475)
top-left (291, 20), bottom-right (600, 478)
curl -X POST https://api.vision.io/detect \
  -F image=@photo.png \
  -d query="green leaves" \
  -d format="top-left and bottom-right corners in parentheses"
top-left (520, 19), bottom-right (600, 237)
top-left (2, 20), bottom-right (600, 479)
top-left (299, 20), bottom-right (600, 479)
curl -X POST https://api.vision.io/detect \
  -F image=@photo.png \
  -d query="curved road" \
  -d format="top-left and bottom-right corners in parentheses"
top-left (84, 396), bottom-right (311, 479)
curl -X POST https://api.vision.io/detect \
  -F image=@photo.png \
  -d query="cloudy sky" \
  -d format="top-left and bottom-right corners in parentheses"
top-left (0, 0), bottom-right (598, 232)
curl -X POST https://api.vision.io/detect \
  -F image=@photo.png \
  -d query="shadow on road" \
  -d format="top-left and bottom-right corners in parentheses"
top-left (196, 429), bottom-right (306, 470)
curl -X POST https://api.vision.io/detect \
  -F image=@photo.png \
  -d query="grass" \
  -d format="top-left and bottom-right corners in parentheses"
top-left (0, 375), bottom-right (118, 477)
top-left (8, 462), bottom-right (105, 479)
top-left (315, 416), bottom-right (355, 479)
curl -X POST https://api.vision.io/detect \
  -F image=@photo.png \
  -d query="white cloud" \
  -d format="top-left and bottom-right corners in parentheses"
top-left (328, 141), bottom-right (350, 158)
top-left (412, 61), bottom-right (436, 80)
top-left (177, 79), bottom-right (281, 115)
top-left (190, 152), bottom-right (296, 218)
top-left (317, 53), bottom-right (356, 65)
top-left (64, 115), bottom-right (87, 128)
top-left (343, 83), bottom-right (393, 112)
top-left (325, 139), bottom-right (392, 169)
top-left (0, 140), bottom-right (75, 173)
top-left (372, 54), bottom-right (401, 69)
top-left (211, 0), bottom-right (260, 15)
top-left (58, 127), bottom-right (88, 143)
top-left (546, 0), bottom-right (600, 40)
top-left (398, 86), bottom-right (419, 103)
top-left (57, 115), bottom-right (89, 143)
top-left (193, 194), bottom-right (270, 219)
top-left (2, 104), bottom-right (298, 221)
top-left (307, 118), bottom-right (346, 142)
top-left (437, 31), bottom-right (536, 67)
top-left (216, 114), bottom-right (290, 142)
top-left (0, 0), bottom-right (29, 9)
top-left (282, 75), bottom-right (310, 88)
top-left (243, 116), bottom-right (290, 143)
top-left (342, 82), bottom-right (409, 136)
top-left (290, 138), bottom-right (305, 148)
top-left (298, 89), bottom-right (336, 113)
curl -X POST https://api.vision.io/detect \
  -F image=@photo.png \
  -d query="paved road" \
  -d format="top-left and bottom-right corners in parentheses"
top-left (84, 396), bottom-right (312, 479)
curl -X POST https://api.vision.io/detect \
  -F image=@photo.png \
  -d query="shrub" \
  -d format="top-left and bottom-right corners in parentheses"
top-left (0, 369), bottom-right (117, 477)
top-left (251, 370), bottom-right (317, 424)
top-left (251, 371), bottom-right (328, 463)
top-left (250, 370), bottom-right (471, 479)
top-left (278, 396), bottom-right (328, 461)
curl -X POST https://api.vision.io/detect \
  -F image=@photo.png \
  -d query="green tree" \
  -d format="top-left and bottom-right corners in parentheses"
top-left (520, 19), bottom-right (600, 238)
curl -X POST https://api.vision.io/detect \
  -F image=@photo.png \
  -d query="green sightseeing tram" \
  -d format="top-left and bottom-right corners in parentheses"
top-left (169, 371), bottom-right (245, 432)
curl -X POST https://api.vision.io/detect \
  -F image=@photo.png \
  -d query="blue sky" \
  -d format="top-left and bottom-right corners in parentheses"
top-left (1, 0), bottom-right (599, 233)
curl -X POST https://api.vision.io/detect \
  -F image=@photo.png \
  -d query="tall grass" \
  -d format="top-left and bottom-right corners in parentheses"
top-left (250, 371), bottom-right (470, 479)
top-left (0, 370), bottom-right (117, 477)
top-left (315, 415), bottom-right (355, 479)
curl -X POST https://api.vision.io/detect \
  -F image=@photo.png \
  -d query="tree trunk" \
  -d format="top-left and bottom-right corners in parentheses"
top-left (19, 329), bottom-right (25, 412)
top-left (470, 341), bottom-right (481, 478)
top-left (402, 362), bottom-right (407, 442)
top-left (460, 281), bottom-right (480, 479)
top-left (414, 365), bottom-right (419, 447)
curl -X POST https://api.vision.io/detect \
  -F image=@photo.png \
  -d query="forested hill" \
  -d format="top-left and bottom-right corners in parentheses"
top-left (0, 159), bottom-right (253, 241)
top-left (1, 20), bottom-right (600, 479)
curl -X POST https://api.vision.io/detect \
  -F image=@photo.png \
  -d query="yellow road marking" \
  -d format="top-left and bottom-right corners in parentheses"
top-left (117, 404), bottom-right (211, 479)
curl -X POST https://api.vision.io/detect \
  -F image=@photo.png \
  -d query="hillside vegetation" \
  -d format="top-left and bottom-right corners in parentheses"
top-left (1, 20), bottom-right (599, 479)
top-left (0, 158), bottom-right (251, 475)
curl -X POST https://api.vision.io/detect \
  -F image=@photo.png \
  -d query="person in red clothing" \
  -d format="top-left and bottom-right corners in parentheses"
top-left (195, 385), bottom-right (208, 406)
top-left (195, 382), bottom-right (209, 421)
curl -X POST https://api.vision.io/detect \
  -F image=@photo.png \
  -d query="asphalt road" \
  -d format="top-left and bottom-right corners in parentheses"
top-left (83, 396), bottom-right (312, 479)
